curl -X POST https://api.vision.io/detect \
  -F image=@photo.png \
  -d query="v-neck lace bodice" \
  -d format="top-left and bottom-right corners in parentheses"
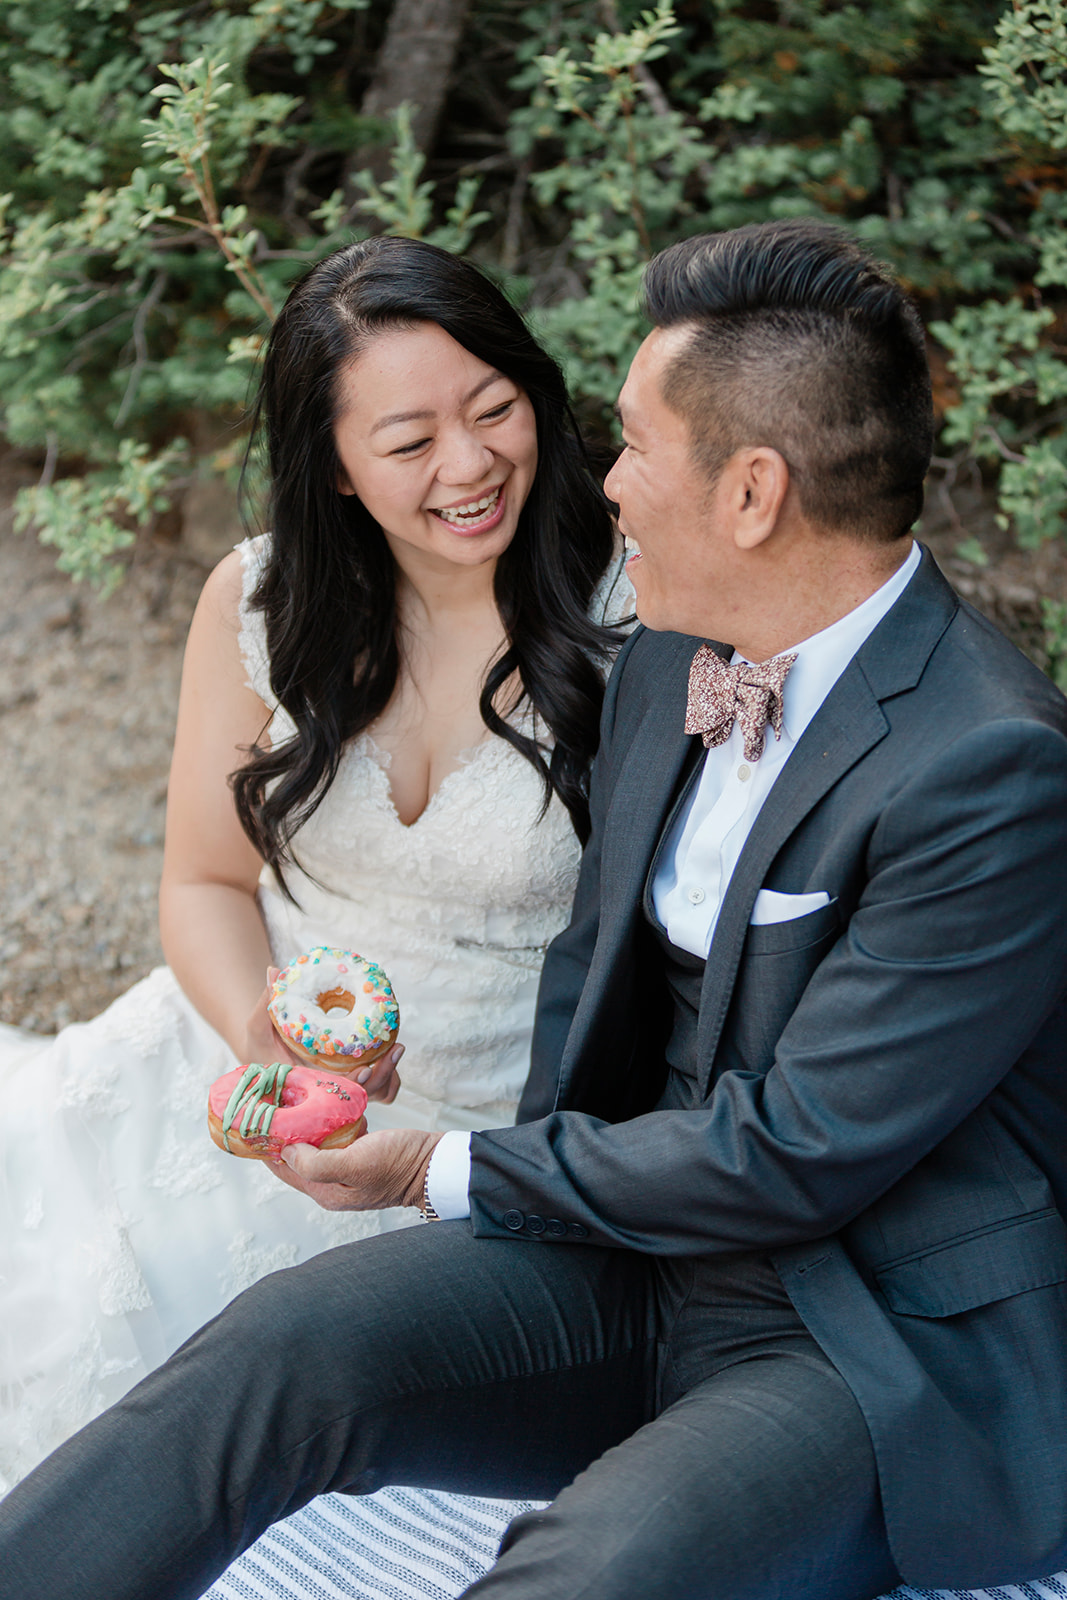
top-left (238, 535), bottom-right (615, 1122)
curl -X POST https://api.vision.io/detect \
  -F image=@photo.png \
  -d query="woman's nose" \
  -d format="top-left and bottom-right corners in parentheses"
top-left (436, 427), bottom-right (494, 486)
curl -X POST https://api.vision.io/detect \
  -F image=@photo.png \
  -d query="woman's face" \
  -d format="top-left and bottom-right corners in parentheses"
top-left (333, 323), bottom-right (539, 578)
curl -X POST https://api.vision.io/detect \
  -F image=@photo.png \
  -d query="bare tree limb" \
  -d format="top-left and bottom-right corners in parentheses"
top-left (37, 432), bottom-right (59, 490)
top-left (115, 271), bottom-right (169, 427)
top-left (502, 157), bottom-right (531, 271)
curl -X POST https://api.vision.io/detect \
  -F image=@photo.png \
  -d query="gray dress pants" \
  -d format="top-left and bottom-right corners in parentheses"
top-left (0, 1220), bottom-right (900, 1600)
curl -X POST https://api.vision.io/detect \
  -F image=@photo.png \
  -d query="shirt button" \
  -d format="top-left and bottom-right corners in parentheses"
top-left (738, 764), bottom-right (751, 782)
top-left (687, 887), bottom-right (705, 906)
top-left (503, 1209), bottom-right (525, 1231)
top-left (526, 1215), bottom-right (546, 1235)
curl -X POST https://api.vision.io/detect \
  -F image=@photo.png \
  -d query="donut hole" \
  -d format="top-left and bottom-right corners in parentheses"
top-left (315, 987), bottom-right (356, 1020)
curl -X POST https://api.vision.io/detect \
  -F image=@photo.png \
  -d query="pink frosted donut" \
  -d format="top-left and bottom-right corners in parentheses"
top-left (207, 1062), bottom-right (368, 1161)
top-left (268, 945), bottom-right (399, 1073)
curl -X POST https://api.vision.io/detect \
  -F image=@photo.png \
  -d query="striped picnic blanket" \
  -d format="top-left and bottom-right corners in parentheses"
top-left (207, 1488), bottom-right (1067, 1600)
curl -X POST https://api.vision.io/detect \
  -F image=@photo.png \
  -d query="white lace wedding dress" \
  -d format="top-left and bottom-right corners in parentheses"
top-left (0, 535), bottom-right (632, 1491)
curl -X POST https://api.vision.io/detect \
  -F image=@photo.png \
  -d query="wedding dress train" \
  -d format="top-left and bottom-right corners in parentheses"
top-left (0, 536), bottom-right (631, 1488)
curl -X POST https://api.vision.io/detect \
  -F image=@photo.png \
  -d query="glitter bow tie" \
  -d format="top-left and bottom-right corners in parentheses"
top-left (684, 644), bottom-right (798, 763)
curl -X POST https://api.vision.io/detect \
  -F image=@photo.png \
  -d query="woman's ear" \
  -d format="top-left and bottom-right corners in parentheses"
top-left (336, 470), bottom-right (356, 497)
top-left (732, 447), bottom-right (790, 550)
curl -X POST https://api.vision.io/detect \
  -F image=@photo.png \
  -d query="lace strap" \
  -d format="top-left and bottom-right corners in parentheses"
top-left (236, 535), bottom-right (274, 703)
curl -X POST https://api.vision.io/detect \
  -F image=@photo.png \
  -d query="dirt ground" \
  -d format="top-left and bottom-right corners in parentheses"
top-left (1, 452), bottom-right (1065, 1036)
top-left (0, 454), bottom-right (230, 1032)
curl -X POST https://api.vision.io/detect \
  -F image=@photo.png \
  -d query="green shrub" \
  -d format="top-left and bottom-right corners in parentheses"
top-left (930, 2), bottom-right (1067, 553)
top-left (1, 0), bottom-right (1064, 593)
top-left (0, 1), bottom-right (373, 584)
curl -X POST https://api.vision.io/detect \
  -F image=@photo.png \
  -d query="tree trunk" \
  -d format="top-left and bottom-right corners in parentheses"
top-left (345, 0), bottom-right (473, 200)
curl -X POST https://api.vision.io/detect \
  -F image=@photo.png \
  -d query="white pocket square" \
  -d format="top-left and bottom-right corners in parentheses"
top-left (750, 889), bottom-right (832, 927)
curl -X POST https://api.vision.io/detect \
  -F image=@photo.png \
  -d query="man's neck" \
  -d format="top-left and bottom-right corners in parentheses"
top-left (727, 534), bottom-right (915, 663)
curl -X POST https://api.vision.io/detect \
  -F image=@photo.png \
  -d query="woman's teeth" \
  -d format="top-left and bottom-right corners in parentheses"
top-left (434, 488), bottom-right (501, 527)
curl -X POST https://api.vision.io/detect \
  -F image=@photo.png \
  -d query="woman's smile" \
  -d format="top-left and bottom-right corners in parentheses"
top-left (429, 484), bottom-right (506, 533)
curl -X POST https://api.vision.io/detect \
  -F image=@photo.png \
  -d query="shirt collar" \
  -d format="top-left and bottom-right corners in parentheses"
top-left (731, 539), bottom-right (921, 744)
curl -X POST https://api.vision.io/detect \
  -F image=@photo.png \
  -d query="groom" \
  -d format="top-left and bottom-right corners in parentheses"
top-left (5, 219), bottom-right (1067, 1600)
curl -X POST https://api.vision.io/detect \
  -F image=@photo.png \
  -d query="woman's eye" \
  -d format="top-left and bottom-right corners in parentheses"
top-left (479, 401), bottom-right (514, 423)
top-left (391, 437), bottom-right (431, 456)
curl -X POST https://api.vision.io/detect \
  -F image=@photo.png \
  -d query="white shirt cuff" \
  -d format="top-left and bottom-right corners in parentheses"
top-left (425, 1131), bottom-right (472, 1220)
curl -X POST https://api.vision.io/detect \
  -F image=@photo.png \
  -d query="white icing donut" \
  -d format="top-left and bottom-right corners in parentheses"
top-left (268, 946), bottom-right (399, 1069)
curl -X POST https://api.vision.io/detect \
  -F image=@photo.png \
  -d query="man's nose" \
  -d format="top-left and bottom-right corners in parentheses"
top-left (437, 428), bottom-right (494, 485)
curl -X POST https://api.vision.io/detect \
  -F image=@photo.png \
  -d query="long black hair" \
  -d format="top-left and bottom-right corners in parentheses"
top-left (231, 236), bottom-right (620, 887)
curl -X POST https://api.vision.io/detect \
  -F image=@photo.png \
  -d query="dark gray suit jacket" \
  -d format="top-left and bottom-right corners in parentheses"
top-left (470, 548), bottom-right (1067, 1588)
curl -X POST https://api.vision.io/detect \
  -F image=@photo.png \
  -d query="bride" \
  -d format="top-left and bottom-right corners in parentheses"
top-left (0, 236), bottom-right (631, 1488)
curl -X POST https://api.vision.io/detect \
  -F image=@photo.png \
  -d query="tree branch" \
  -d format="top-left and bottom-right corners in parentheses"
top-left (115, 270), bottom-right (169, 427)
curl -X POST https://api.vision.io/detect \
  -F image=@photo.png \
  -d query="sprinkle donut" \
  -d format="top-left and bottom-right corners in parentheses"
top-left (268, 945), bottom-right (399, 1073)
top-left (208, 1062), bottom-right (369, 1160)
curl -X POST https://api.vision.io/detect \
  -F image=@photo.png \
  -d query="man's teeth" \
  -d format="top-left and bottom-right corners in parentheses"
top-left (435, 489), bottom-right (501, 526)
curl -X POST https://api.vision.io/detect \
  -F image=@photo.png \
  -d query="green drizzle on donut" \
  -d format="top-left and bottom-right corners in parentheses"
top-left (221, 1062), bottom-right (293, 1151)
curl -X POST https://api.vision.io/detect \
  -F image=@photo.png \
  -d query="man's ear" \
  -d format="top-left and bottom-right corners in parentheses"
top-left (730, 447), bottom-right (790, 550)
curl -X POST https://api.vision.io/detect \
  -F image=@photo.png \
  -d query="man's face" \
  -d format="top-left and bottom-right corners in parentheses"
top-left (605, 327), bottom-right (740, 638)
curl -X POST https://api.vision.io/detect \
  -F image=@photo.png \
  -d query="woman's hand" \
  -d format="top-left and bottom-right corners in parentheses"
top-left (241, 969), bottom-right (406, 1097)
top-left (355, 1042), bottom-right (404, 1103)
top-left (240, 968), bottom-right (303, 1067)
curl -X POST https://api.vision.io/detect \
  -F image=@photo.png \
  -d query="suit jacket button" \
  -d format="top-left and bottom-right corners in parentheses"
top-left (546, 1219), bottom-right (567, 1237)
top-left (526, 1215), bottom-right (546, 1235)
top-left (503, 1210), bottom-right (525, 1231)
top-left (569, 1222), bottom-right (589, 1238)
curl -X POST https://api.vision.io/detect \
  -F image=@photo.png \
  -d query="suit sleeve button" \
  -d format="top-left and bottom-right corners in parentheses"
top-left (526, 1215), bottom-right (546, 1235)
top-left (546, 1219), bottom-right (567, 1237)
top-left (503, 1210), bottom-right (525, 1231)
top-left (568, 1222), bottom-right (589, 1238)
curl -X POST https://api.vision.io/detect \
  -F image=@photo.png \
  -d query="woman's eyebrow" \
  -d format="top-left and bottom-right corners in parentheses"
top-left (370, 371), bottom-right (508, 436)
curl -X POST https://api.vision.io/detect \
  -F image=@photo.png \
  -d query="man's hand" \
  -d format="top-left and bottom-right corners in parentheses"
top-left (274, 1129), bottom-right (443, 1212)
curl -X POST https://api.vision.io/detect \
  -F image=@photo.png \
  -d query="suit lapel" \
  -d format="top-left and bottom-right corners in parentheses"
top-left (693, 546), bottom-right (958, 1092)
top-left (557, 634), bottom-right (705, 1094)
top-left (693, 669), bottom-right (888, 1091)
top-left (591, 633), bottom-right (702, 965)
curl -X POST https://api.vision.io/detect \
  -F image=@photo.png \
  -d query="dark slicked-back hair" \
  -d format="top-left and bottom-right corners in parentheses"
top-left (642, 220), bottom-right (934, 541)
top-left (232, 236), bottom-right (618, 887)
